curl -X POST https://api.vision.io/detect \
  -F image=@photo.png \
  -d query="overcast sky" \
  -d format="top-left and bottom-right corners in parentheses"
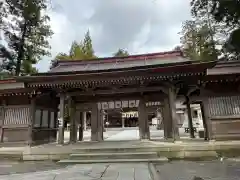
top-left (36, 0), bottom-right (192, 72)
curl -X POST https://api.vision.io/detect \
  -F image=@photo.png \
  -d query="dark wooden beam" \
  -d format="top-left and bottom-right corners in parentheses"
top-left (66, 86), bottom-right (166, 97)
top-left (74, 92), bottom-right (165, 103)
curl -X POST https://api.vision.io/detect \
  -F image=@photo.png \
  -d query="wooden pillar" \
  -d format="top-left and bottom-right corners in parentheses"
top-left (200, 99), bottom-right (213, 140)
top-left (90, 104), bottom-right (103, 141)
top-left (69, 97), bottom-right (77, 143)
top-left (101, 110), bottom-right (106, 132)
top-left (28, 96), bottom-right (36, 146)
top-left (78, 111), bottom-right (83, 141)
top-left (138, 98), bottom-right (150, 140)
top-left (167, 86), bottom-right (179, 141)
top-left (122, 117), bottom-right (125, 128)
top-left (186, 96), bottom-right (195, 138)
top-left (83, 111), bottom-right (87, 131)
top-left (0, 100), bottom-right (6, 143)
top-left (58, 94), bottom-right (65, 144)
top-left (91, 103), bottom-right (99, 141)
top-left (98, 110), bottom-right (104, 141)
top-left (162, 97), bottom-right (173, 139)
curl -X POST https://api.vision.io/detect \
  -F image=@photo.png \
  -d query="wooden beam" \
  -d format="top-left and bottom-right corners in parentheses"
top-left (66, 86), bottom-right (166, 97)
top-left (74, 93), bottom-right (165, 103)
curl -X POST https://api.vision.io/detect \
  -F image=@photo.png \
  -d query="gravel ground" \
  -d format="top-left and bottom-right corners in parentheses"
top-left (155, 160), bottom-right (240, 180)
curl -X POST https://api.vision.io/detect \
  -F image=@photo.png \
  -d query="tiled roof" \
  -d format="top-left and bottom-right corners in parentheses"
top-left (49, 50), bottom-right (188, 73)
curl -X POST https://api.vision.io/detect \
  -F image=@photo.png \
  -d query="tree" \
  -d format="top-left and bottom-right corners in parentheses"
top-left (50, 52), bottom-right (69, 69)
top-left (2, 0), bottom-right (53, 76)
top-left (191, 0), bottom-right (240, 59)
top-left (179, 20), bottom-right (219, 61)
top-left (0, 44), bottom-right (15, 74)
top-left (113, 49), bottom-right (129, 57)
top-left (173, 46), bottom-right (182, 51)
top-left (81, 30), bottom-right (95, 59)
top-left (51, 30), bottom-right (97, 68)
top-left (69, 41), bottom-right (83, 60)
top-left (191, 0), bottom-right (240, 26)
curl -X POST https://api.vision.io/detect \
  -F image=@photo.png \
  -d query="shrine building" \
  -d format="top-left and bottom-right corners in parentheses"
top-left (0, 50), bottom-right (240, 146)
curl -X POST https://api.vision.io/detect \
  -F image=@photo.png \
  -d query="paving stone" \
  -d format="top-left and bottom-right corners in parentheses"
top-left (134, 164), bottom-right (152, 180)
top-left (116, 166), bottom-right (134, 180)
top-left (101, 165), bottom-right (119, 179)
top-left (155, 160), bottom-right (240, 180)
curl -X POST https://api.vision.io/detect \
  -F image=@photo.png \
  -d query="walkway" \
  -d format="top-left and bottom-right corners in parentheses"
top-left (61, 127), bottom-right (192, 142)
top-left (106, 129), bottom-right (140, 141)
top-left (1, 160), bottom-right (240, 179)
top-left (0, 163), bottom-right (152, 180)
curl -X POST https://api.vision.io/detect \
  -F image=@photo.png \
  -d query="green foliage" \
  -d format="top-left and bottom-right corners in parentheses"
top-left (69, 41), bottom-right (83, 59)
top-left (223, 29), bottom-right (240, 60)
top-left (191, 0), bottom-right (240, 26)
top-left (113, 49), bottom-right (129, 57)
top-left (51, 30), bottom-right (96, 68)
top-left (81, 30), bottom-right (96, 59)
top-left (2, 0), bottom-right (53, 75)
top-left (179, 20), bottom-right (219, 61)
top-left (173, 46), bottom-right (182, 51)
top-left (191, 0), bottom-right (240, 60)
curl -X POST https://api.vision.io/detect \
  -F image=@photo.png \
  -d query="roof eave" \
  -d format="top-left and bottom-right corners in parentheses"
top-left (16, 60), bottom-right (217, 83)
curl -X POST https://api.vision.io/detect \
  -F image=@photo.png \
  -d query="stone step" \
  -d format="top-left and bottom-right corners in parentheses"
top-left (73, 147), bottom-right (160, 154)
top-left (69, 151), bottom-right (158, 160)
top-left (58, 157), bottom-right (168, 164)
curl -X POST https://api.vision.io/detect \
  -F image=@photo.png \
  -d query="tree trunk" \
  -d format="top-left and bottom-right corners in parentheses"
top-left (15, 21), bottom-right (27, 76)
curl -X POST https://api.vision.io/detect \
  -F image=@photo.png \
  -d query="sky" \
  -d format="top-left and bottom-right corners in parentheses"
top-left (35, 0), bottom-right (192, 72)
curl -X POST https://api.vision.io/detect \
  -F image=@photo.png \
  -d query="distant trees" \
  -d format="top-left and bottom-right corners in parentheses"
top-left (51, 30), bottom-right (96, 68)
top-left (113, 49), bottom-right (129, 57)
top-left (179, 0), bottom-right (240, 61)
top-left (179, 19), bottom-right (219, 61)
top-left (173, 46), bottom-right (182, 51)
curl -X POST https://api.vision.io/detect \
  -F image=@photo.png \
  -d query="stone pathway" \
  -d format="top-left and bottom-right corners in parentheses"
top-left (106, 129), bottom-right (140, 141)
top-left (62, 127), bottom-right (189, 142)
top-left (0, 163), bottom-right (152, 180)
top-left (155, 160), bottom-right (240, 180)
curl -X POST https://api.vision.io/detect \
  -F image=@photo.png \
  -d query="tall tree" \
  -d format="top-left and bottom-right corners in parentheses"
top-left (69, 41), bottom-right (82, 59)
top-left (2, 0), bottom-right (53, 76)
top-left (81, 30), bottom-right (95, 59)
top-left (191, 0), bottom-right (240, 59)
top-left (113, 49), bottom-right (129, 57)
top-left (179, 20), bottom-right (219, 61)
top-left (51, 30), bottom-right (97, 68)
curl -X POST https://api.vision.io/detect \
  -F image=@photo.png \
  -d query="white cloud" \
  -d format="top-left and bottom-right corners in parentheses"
top-left (36, 0), bottom-right (192, 72)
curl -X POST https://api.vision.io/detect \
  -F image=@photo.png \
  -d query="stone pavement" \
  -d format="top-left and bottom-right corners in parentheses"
top-left (155, 160), bottom-right (240, 180)
top-left (1, 160), bottom-right (240, 180)
top-left (0, 163), bottom-right (152, 180)
top-left (106, 129), bottom-right (140, 141)
top-left (65, 127), bottom-right (189, 142)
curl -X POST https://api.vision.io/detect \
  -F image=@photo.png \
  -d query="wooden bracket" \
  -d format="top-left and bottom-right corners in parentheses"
top-left (186, 85), bottom-right (199, 96)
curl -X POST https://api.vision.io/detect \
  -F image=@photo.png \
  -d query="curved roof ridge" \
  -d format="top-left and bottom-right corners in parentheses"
top-left (55, 50), bottom-right (183, 65)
